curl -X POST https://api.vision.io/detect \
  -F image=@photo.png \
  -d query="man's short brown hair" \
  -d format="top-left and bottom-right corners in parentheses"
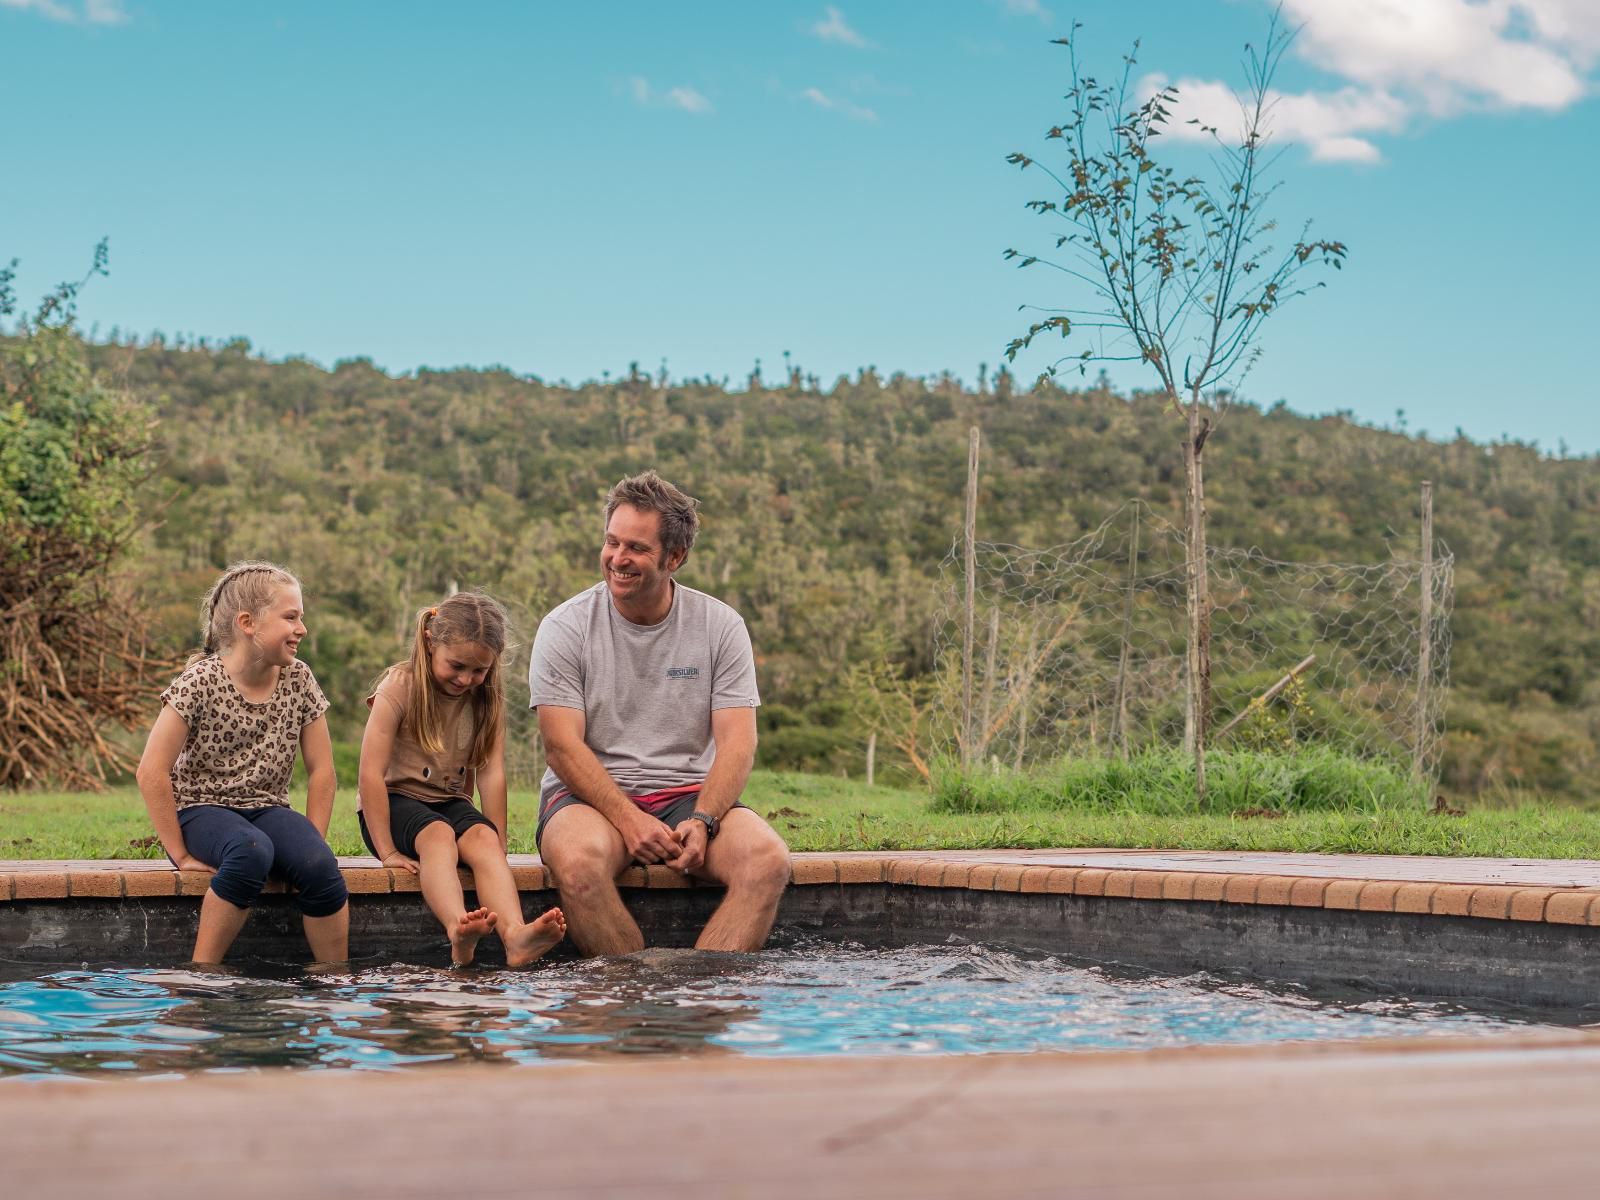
top-left (605, 471), bottom-right (701, 561)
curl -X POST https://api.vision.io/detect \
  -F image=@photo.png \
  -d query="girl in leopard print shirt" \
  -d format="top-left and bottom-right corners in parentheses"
top-left (136, 561), bottom-right (349, 965)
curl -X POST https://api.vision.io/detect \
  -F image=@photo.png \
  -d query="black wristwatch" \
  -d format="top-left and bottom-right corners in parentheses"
top-left (688, 811), bottom-right (719, 840)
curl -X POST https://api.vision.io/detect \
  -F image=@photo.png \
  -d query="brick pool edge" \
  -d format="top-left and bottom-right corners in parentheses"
top-left (3, 849), bottom-right (1598, 1010)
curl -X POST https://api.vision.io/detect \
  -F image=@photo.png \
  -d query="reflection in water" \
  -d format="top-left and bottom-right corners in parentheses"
top-left (529, 949), bottom-right (758, 1062)
top-left (0, 938), bottom-right (1541, 1079)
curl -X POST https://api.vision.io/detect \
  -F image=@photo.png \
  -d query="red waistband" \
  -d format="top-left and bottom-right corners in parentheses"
top-left (544, 783), bottom-right (702, 816)
top-left (630, 784), bottom-right (704, 813)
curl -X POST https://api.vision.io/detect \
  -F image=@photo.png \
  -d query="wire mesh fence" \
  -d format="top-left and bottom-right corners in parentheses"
top-left (930, 500), bottom-right (1454, 784)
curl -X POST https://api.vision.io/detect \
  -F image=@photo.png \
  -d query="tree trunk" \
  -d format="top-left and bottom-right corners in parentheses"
top-left (961, 427), bottom-right (980, 767)
top-left (1183, 401), bottom-right (1212, 805)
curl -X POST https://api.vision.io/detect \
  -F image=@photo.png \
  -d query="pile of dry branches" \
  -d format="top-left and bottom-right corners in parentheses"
top-left (2, 246), bottom-right (174, 789)
top-left (1, 540), bottom-right (173, 790)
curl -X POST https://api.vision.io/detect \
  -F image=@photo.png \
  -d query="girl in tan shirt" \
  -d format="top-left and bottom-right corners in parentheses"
top-left (359, 592), bottom-right (565, 967)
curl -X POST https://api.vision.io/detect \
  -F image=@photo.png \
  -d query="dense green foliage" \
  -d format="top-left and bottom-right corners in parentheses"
top-left (0, 251), bottom-right (160, 788)
top-left (0, 331), bottom-right (146, 551)
top-left (62, 336), bottom-right (1600, 802)
top-left (0, 247), bottom-right (146, 552)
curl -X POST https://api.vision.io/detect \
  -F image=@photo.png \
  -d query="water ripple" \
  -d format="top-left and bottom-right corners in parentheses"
top-left (0, 938), bottom-right (1539, 1078)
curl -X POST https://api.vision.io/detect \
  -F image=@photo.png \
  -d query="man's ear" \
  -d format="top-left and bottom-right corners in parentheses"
top-left (665, 547), bottom-right (688, 574)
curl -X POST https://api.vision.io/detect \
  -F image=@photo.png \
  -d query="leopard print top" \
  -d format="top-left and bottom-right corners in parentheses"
top-left (161, 655), bottom-right (330, 810)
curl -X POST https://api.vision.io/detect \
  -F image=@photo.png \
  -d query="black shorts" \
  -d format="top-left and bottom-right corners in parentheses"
top-left (359, 792), bottom-right (497, 859)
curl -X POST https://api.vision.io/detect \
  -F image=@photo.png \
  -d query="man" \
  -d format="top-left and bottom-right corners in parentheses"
top-left (528, 470), bottom-right (791, 955)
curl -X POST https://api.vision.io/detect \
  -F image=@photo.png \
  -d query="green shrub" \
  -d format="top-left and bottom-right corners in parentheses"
top-left (931, 747), bottom-right (1426, 816)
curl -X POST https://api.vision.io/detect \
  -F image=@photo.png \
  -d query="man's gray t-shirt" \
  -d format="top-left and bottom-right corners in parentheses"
top-left (527, 581), bottom-right (760, 806)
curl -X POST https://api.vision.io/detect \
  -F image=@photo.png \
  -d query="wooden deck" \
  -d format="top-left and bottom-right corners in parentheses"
top-left (7, 1031), bottom-right (1600, 1198)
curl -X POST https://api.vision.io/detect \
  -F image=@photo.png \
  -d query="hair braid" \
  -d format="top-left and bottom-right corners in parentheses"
top-left (190, 560), bottom-right (300, 666)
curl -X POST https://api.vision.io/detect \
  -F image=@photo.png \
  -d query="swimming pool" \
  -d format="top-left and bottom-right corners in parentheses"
top-left (0, 937), bottom-right (1540, 1079)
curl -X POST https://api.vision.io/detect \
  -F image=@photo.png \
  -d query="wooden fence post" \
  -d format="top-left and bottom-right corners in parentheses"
top-left (961, 426), bottom-right (980, 768)
top-left (1112, 503), bottom-right (1140, 759)
top-left (1414, 480), bottom-right (1434, 782)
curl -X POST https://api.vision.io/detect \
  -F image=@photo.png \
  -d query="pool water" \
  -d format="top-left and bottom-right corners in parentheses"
top-left (0, 938), bottom-right (1540, 1078)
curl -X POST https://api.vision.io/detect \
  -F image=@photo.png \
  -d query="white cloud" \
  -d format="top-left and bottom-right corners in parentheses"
top-left (1149, 72), bottom-right (1407, 163)
top-left (1518, 0), bottom-right (1600, 60)
top-left (802, 86), bottom-right (879, 122)
top-left (1280, 0), bottom-right (1592, 112)
top-left (1148, 0), bottom-right (1598, 167)
top-left (1309, 135), bottom-right (1384, 164)
top-left (663, 86), bottom-right (712, 114)
top-left (629, 76), bottom-right (714, 115)
top-left (811, 6), bottom-right (870, 49)
top-left (0, 0), bottom-right (74, 19)
top-left (998, 0), bottom-right (1052, 22)
top-left (84, 0), bottom-right (127, 24)
top-left (1, 0), bottom-right (126, 23)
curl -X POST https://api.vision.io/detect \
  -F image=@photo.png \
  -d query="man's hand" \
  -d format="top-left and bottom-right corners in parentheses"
top-left (623, 812), bottom-right (683, 865)
top-left (173, 855), bottom-right (214, 873)
top-left (666, 819), bottom-right (708, 874)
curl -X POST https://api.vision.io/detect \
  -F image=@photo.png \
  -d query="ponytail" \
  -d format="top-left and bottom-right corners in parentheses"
top-left (394, 592), bottom-right (509, 767)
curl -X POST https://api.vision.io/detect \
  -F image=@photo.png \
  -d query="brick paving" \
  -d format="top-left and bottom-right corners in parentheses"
top-left (5, 849), bottom-right (1600, 925)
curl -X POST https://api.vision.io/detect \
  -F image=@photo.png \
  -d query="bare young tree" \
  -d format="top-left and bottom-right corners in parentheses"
top-left (1003, 14), bottom-right (1345, 801)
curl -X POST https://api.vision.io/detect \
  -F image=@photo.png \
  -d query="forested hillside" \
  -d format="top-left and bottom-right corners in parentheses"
top-left (83, 337), bottom-right (1600, 802)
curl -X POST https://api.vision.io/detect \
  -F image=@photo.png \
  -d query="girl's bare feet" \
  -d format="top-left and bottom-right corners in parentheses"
top-left (449, 906), bottom-right (498, 966)
top-left (505, 907), bottom-right (567, 968)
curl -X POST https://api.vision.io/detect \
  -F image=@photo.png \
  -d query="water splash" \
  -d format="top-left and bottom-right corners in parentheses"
top-left (0, 938), bottom-right (1536, 1078)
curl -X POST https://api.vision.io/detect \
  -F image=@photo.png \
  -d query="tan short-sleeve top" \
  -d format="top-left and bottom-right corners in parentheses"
top-left (161, 656), bottom-right (329, 810)
top-left (364, 667), bottom-right (478, 806)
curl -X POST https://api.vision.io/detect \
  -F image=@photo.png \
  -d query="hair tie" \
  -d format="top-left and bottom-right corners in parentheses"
top-left (428, 608), bottom-right (438, 619)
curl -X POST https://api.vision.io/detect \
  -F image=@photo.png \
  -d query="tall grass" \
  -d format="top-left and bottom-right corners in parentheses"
top-left (931, 748), bottom-right (1428, 816)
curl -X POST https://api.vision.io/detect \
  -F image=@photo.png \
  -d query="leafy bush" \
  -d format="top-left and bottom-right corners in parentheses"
top-left (1, 246), bottom-right (164, 789)
top-left (931, 747), bottom-right (1427, 816)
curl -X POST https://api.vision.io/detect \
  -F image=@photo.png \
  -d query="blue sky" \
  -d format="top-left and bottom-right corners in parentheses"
top-left (5, 0), bottom-right (1598, 450)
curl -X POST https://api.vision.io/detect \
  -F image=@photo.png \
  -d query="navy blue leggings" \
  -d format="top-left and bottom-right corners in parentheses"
top-left (177, 805), bottom-right (348, 917)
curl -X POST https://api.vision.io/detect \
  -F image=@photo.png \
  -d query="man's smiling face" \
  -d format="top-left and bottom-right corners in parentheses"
top-left (602, 504), bottom-right (682, 615)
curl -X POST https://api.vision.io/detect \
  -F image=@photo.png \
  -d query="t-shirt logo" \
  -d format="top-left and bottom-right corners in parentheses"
top-left (666, 666), bottom-right (700, 679)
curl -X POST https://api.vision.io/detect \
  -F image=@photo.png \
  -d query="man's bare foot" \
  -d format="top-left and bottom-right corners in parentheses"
top-left (449, 907), bottom-right (498, 966)
top-left (505, 907), bottom-right (567, 968)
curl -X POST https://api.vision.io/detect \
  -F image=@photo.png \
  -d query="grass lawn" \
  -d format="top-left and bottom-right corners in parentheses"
top-left (3, 770), bottom-right (1600, 860)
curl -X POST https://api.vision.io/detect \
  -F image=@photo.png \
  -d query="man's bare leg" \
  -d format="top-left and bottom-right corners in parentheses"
top-left (692, 809), bottom-right (792, 952)
top-left (455, 824), bottom-right (568, 967)
top-left (539, 804), bottom-right (642, 957)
